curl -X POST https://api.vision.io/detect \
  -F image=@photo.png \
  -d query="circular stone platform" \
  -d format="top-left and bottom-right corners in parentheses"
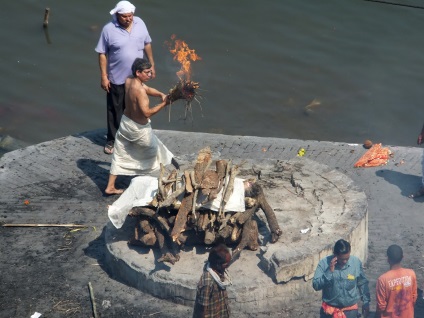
top-left (104, 156), bottom-right (368, 314)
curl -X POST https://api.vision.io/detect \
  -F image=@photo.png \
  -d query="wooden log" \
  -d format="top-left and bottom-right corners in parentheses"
top-left (235, 203), bottom-right (260, 225)
top-left (196, 211), bottom-right (204, 228)
top-left (170, 192), bottom-right (194, 242)
top-left (190, 170), bottom-right (199, 189)
top-left (216, 160), bottom-right (227, 179)
top-left (157, 163), bottom-right (167, 201)
top-left (171, 200), bottom-right (181, 210)
top-left (155, 227), bottom-right (180, 264)
top-left (194, 147), bottom-right (212, 184)
top-left (246, 220), bottom-right (259, 250)
top-left (217, 224), bottom-right (233, 240)
top-left (2, 223), bottom-right (86, 228)
top-left (158, 170), bottom-right (186, 209)
top-left (163, 169), bottom-right (178, 196)
top-left (184, 170), bottom-right (193, 193)
top-left (220, 160), bottom-right (231, 201)
top-left (200, 170), bottom-right (219, 189)
top-left (218, 164), bottom-right (239, 217)
top-left (158, 181), bottom-right (186, 209)
top-left (134, 221), bottom-right (141, 240)
top-left (244, 197), bottom-right (257, 208)
top-left (204, 228), bottom-right (215, 245)
top-left (200, 170), bottom-right (219, 197)
top-left (129, 206), bottom-right (171, 233)
top-left (177, 229), bottom-right (205, 246)
top-left (149, 196), bottom-right (159, 208)
top-left (229, 212), bottom-right (242, 224)
top-left (208, 212), bottom-right (216, 228)
top-left (201, 211), bottom-right (210, 230)
top-left (230, 225), bottom-right (242, 242)
top-left (173, 147), bottom-right (212, 233)
top-left (142, 233), bottom-right (157, 246)
top-left (232, 219), bottom-right (259, 259)
top-left (208, 160), bottom-right (227, 201)
top-left (167, 215), bottom-right (176, 225)
top-left (131, 218), bottom-right (157, 246)
top-left (254, 184), bottom-right (282, 243)
top-left (218, 212), bottom-right (233, 231)
top-left (192, 188), bottom-right (199, 218)
top-left (129, 231), bottom-right (157, 246)
top-left (155, 228), bottom-right (170, 262)
top-left (240, 182), bottom-right (282, 243)
top-left (140, 219), bottom-right (154, 234)
top-left (207, 188), bottom-right (219, 202)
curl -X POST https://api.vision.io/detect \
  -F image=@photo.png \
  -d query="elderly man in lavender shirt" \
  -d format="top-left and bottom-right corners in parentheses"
top-left (95, 1), bottom-right (156, 155)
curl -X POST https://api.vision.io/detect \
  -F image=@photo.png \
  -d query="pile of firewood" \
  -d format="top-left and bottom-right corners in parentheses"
top-left (128, 147), bottom-right (282, 264)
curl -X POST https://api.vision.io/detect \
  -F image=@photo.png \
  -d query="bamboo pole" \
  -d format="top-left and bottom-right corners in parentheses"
top-left (2, 223), bottom-right (87, 228)
top-left (88, 282), bottom-right (98, 318)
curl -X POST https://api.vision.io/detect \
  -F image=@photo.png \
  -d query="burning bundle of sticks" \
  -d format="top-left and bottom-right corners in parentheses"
top-left (168, 79), bottom-right (200, 103)
top-left (165, 35), bottom-right (202, 120)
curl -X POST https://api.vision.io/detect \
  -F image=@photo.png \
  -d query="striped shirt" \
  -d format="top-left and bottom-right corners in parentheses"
top-left (193, 271), bottom-right (230, 318)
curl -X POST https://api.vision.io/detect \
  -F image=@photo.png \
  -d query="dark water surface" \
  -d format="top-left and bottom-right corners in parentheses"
top-left (1, 0), bottom-right (424, 149)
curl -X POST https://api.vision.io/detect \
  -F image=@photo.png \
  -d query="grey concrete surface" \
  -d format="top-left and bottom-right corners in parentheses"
top-left (0, 129), bottom-right (423, 317)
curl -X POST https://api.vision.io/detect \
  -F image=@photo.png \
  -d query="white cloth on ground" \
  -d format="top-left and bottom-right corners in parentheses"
top-left (110, 115), bottom-right (173, 176)
top-left (108, 175), bottom-right (246, 229)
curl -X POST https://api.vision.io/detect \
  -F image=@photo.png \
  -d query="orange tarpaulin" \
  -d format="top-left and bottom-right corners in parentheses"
top-left (354, 143), bottom-right (392, 168)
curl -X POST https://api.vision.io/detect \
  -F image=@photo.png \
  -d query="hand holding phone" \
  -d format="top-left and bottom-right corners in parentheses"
top-left (330, 256), bottom-right (337, 272)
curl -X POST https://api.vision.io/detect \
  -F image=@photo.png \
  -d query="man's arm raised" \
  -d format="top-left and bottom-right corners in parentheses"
top-left (144, 85), bottom-right (167, 101)
top-left (138, 88), bottom-right (170, 118)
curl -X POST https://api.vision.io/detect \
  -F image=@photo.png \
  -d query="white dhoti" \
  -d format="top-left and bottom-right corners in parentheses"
top-left (110, 115), bottom-right (174, 175)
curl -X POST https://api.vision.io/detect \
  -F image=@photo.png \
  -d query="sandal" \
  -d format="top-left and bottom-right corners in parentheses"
top-left (104, 142), bottom-right (114, 155)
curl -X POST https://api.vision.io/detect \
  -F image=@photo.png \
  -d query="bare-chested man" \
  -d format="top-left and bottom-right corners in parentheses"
top-left (105, 58), bottom-right (175, 195)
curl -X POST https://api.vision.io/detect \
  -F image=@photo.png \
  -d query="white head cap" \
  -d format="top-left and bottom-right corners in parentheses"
top-left (110, 1), bottom-right (136, 15)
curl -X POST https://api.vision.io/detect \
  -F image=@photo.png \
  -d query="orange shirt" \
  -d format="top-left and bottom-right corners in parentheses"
top-left (376, 268), bottom-right (417, 318)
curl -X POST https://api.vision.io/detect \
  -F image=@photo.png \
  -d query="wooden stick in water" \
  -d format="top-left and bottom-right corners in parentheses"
top-left (43, 7), bottom-right (50, 28)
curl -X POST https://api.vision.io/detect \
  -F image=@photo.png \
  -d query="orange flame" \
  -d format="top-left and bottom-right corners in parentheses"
top-left (165, 34), bottom-right (201, 81)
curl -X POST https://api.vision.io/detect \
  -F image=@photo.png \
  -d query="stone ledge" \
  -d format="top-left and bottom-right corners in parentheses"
top-left (104, 157), bottom-right (368, 314)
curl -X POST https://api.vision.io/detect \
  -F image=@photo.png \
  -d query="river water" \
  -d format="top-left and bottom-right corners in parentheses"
top-left (1, 0), bottom-right (424, 152)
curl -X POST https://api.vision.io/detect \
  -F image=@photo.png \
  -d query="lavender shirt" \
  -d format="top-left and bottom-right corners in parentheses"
top-left (95, 16), bottom-right (152, 85)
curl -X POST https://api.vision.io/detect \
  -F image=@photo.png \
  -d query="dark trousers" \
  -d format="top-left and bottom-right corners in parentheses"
top-left (106, 83), bottom-right (125, 143)
top-left (320, 307), bottom-right (358, 318)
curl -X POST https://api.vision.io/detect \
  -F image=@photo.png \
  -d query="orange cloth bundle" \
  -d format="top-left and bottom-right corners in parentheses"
top-left (354, 143), bottom-right (391, 168)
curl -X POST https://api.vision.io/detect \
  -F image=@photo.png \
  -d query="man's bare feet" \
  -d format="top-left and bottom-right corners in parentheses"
top-left (408, 187), bottom-right (424, 199)
top-left (105, 187), bottom-right (124, 195)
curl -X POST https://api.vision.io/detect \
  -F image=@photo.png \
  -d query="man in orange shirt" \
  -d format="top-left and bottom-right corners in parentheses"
top-left (376, 245), bottom-right (417, 318)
